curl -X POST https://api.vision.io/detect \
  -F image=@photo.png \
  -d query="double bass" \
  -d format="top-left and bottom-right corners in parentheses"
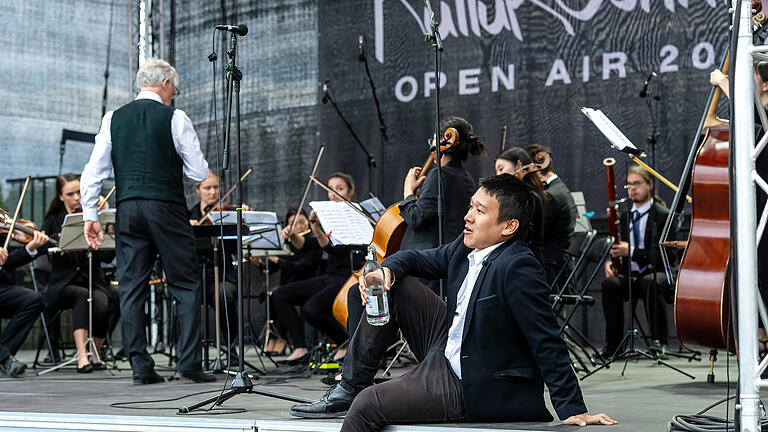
top-left (331, 128), bottom-right (460, 328)
top-left (673, 56), bottom-right (733, 352)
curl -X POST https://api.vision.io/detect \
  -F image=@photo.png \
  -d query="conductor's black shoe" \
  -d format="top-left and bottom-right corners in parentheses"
top-left (0, 356), bottom-right (27, 378)
top-left (290, 383), bottom-right (357, 418)
top-left (133, 371), bottom-right (165, 385)
top-left (175, 371), bottom-right (217, 383)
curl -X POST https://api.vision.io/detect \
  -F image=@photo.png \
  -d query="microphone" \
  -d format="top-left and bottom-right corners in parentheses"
top-left (322, 80), bottom-right (330, 104)
top-left (358, 35), bottom-right (366, 61)
top-left (215, 24), bottom-right (248, 36)
top-left (638, 71), bottom-right (657, 98)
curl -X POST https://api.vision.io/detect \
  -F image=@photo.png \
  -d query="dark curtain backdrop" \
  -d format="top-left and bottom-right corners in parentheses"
top-left (317, 0), bottom-right (728, 222)
top-left (172, 0), bottom-right (727, 224)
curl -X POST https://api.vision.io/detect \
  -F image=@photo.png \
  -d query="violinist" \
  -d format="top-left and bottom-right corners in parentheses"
top-left (42, 173), bottom-right (117, 373)
top-left (0, 230), bottom-right (49, 377)
top-left (189, 170), bottom-right (239, 351)
top-left (495, 147), bottom-right (546, 264)
top-left (272, 173), bottom-right (365, 364)
top-left (524, 144), bottom-right (577, 284)
top-left (253, 208), bottom-right (323, 354)
top-left (600, 166), bottom-right (675, 358)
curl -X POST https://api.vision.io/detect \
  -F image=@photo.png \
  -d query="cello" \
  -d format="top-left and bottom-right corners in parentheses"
top-left (331, 128), bottom-right (460, 328)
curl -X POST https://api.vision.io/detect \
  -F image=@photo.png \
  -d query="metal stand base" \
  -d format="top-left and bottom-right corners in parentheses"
top-left (582, 330), bottom-right (695, 380)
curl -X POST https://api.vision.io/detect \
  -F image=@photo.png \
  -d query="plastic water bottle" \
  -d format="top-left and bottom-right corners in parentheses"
top-left (363, 245), bottom-right (389, 326)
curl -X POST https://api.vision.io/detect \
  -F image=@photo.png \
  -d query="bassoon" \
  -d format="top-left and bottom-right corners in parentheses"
top-left (603, 157), bottom-right (621, 272)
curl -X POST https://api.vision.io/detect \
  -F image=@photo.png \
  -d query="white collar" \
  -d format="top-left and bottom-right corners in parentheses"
top-left (545, 174), bottom-right (559, 185)
top-left (468, 241), bottom-right (504, 266)
top-left (136, 90), bottom-right (164, 104)
top-left (631, 199), bottom-right (653, 215)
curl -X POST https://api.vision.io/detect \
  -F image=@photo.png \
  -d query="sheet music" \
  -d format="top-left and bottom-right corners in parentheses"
top-left (581, 107), bottom-right (639, 152)
top-left (309, 201), bottom-right (374, 246)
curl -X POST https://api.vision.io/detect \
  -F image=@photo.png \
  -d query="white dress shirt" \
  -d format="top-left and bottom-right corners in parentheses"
top-left (629, 199), bottom-right (652, 272)
top-left (444, 241), bottom-right (504, 379)
top-left (80, 91), bottom-right (209, 221)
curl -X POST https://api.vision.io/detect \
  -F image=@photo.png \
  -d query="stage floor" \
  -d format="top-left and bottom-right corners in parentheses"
top-left (0, 346), bottom-right (747, 431)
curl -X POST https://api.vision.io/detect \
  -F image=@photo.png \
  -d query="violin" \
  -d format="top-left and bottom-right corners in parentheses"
top-left (0, 209), bottom-right (57, 247)
top-left (514, 151), bottom-right (551, 180)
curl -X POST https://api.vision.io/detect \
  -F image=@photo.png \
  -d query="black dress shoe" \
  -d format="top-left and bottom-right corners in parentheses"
top-left (91, 362), bottom-right (107, 371)
top-left (175, 371), bottom-right (217, 383)
top-left (0, 356), bottom-right (27, 378)
top-left (77, 364), bottom-right (94, 374)
top-left (290, 384), bottom-right (357, 418)
top-left (133, 371), bottom-right (165, 385)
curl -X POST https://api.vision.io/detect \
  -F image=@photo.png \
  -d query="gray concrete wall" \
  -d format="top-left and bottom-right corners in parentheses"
top-left (0, 0), bottom-right (133, 220)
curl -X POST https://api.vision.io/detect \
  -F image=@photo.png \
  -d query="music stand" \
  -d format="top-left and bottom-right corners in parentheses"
top-left (37, 210), bottom-right (116, 375)
top-left (193, 223), bottom-right (240, 373)
top-left (218, 211), bottom-right (289, 368)
top-left (245, 223), bottom-right (292, 358)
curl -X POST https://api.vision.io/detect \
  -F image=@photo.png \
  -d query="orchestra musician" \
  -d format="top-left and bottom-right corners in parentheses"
top-left (42, 173), bottom-right (117, 373)
top-left (81, 58), bottom-right (215, 384)
top-left (495, 146), bottom-right (546, 264)
top-left (253, 208), bottom-right (323, 354)
top-left (0, 231), bottom-right (49, 377)
top-left (524, 144), bottom-right (577, 285)
top-left (345, 116), bottom-right (485, 336)
top-left (189, 170), bottom-right (239, 352)
top-left (272, 173), bottom-right (365, 364)
top-left (290, 174), bottom-right (616, 430)
top-left (600, 166), bottom-right (676, 357)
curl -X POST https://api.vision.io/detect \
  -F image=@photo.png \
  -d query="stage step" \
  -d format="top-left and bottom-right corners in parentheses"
top-left (0, 411), bottom-right (553, 432)
top-left (0, 411), bottom-right (256, 432)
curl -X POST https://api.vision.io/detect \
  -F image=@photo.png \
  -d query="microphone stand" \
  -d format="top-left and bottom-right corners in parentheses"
top-left (360, 44), bottom-right (388, 197)
top-left (425, 0), bottom-right (445, 298)
top-left (181, 31), bottom-right (310, 414)
top-left (323, 85), bottom-right (377, 196)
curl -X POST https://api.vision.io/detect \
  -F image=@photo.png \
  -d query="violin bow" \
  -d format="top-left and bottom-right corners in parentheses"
top-left (197, 167), bottom-right (253, 225)
top-left (310, 176), bottom-right (376, 225)
top-left (97, 185), bottom-right (116, 211)
top-left (499, 125), bottom-right (507, 154)
top-left (3, 176), bottom-right (31, 250)
top-left (290, 145), bottom-right (325, 233)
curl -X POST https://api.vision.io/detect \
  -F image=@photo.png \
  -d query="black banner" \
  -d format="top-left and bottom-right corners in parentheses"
top-left (318, 0), bottom-right (728, 219)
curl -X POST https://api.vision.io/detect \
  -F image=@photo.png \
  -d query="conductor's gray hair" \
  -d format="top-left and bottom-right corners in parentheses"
top-left (136, 58), bottom-right (179, 89)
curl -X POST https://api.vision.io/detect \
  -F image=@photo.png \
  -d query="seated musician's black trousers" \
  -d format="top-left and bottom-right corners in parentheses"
top-left (601, 271), bottom-right (670, 348)
top-left (340, 276), bottom-right (464, 432)
top-left (0, 284), bottom-right (44, 362)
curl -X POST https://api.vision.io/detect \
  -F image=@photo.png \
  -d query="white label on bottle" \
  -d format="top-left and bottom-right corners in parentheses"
top-left (366, 295), bottom-right (379, 316)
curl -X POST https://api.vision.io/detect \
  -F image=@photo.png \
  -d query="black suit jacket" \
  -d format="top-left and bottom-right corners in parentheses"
top-left (384, 235), bottom-right (586, 422)
top-left (0, 247), bottom-right (37, 286)
top-left (618, 200), bottom-right (676, 275)
top-left (398, 159), bottom-right (476, 251)
top-left (542, 177), bottom-right (577, 266)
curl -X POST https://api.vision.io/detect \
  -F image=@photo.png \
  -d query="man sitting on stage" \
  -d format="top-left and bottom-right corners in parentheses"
top-left (0, 231), bottom-right (50, 377)
top-left (290, 174), bottom-right (616, 430)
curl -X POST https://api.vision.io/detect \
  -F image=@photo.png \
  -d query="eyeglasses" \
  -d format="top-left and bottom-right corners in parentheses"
top-left (625, 181), bottom-right (647, 190)
top-left (173, 86), bottom-right (181, 97)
